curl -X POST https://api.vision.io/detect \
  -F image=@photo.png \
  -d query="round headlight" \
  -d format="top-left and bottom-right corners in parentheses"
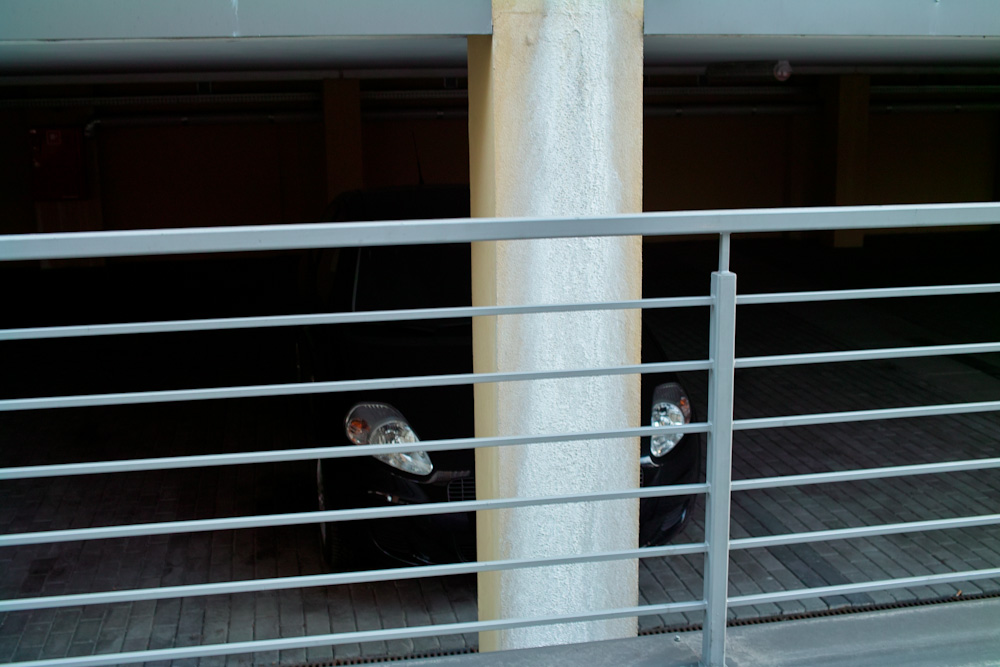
top-left (345, 403), bottom-right (434, 476)
top-left (650, 383), bottom-right (692, 458)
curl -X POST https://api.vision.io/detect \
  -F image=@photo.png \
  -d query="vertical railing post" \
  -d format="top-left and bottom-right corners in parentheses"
top-left (701, 234), bottom-right (737, 667)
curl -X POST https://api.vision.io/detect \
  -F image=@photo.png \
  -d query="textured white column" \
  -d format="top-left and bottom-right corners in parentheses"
top-left (470, 0), bottom-right (643, 651)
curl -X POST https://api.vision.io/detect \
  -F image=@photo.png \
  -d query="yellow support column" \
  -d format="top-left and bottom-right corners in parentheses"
top-left (468, 0), bottom-right (644, 651)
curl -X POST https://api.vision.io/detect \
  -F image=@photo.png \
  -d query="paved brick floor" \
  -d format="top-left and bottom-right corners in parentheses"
top-left (632, 293), bottom-right (1000, 631)
top-left (2, 264), bottom-right (999, 665)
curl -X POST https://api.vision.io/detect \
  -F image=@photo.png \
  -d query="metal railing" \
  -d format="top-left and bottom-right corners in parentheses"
top-left (1, 202), bottom-right (999, 667)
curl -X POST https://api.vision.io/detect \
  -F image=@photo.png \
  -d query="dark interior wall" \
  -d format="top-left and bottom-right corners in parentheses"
top-left (0, 111), bottom-right (50, 234)
top-left (642, 108), bottom-right (999, 212)
top-left (867, 112), bottom-right (999, 205)
top-left (644, 114), bottom-right (826, 211)
top-left (99, 122), bottom-right (326, 229)
top-left (0, 87), bottom-right (998, 235)
top-left (0, 115), bottom-right (328, 233)
top-left (361, 118), bottom-right (471, 190)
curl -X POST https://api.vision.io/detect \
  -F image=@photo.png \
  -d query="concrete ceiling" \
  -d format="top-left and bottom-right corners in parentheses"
top-left (0, 0), bottom-right (997, 77)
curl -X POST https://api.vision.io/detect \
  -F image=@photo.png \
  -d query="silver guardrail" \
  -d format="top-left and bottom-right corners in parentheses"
top-left (1, 202), bottom-right (999, 667)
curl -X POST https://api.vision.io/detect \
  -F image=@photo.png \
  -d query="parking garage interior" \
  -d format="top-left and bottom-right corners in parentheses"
top-left (2, 69), bottom-right (999, 664)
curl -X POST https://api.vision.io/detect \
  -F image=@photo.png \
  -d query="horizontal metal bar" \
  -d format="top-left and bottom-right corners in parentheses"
top-left (734, 400), bottom-right (1000, 431)
top-left (871, 85), bottom-right (1000, 96)
top-left (0, 93), bottom-right (321, 109)
top-left (0, 541), bottom-right (708, 613)
top-left (737, 282), bottom-right (1000, 305)
top-left (646, 86), bottom-right (804, 98)
top-left (645, 104), bottom-right (817, 117)
top-left (0, 359), bottom-right (711, 412)
top-left (736, 341), bottom-right (1000, 369)
top-left (0, 482), bottom-right (709, 547)
top-left (728, 567), bottom-right (1000, 609)
top-left (873, 102), bottom-right (1000, 114)
top-left (732, 457), bottom-right (1000, 491)
top-left (0, 67), bottom-right (475, 87)
top-left (730, 514), bottom-right (1000, 552)
top-left (0, 422), bottom-right (709, 480)
top-left (3, 597), bottom-right (710, 667)
top-left (0, 296), bottom-right (712, 341)
top-left (2, 202), bottom-right (997, 261)
top-left (86, 112), bottom-right (321, 128)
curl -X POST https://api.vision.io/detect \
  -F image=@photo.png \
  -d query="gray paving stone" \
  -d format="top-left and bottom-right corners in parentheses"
top-left (396, 580), bottom-right (442, 654)
top-left (94, 633), bottom-right (124, 656)
top-left (70, 618), bottom-right (102, 645)
top-left (39, 630), bottom-right (73, 659)
top-left (251, 609), bottom-right (280, 666)
top-left (224, 650), bottom-right (255, 667)
top-left (168, 659), bottom-right (199, 667)
top-left (0, 613), bottom-right (29, 638)
top-left (254, 591), bottom-right (279, 621)
top-left (130, 599), bottom-right (157, 620)
top-left (12, 644), bottom-right (43, 662)
top-left (18, 621), bottom-right (52, 648)
top-left (177, 601), bottom-right (207, 647)
top-left (419, 578), bottom-right (460, 622)
top-left (149, 622), bottom-right (179, 651)
top-left (49, 609), bottom-right (81, 635)
top-left (0, 635), bottom-right (20, 662)
top-left (66, 640), bottom-right (96, 657)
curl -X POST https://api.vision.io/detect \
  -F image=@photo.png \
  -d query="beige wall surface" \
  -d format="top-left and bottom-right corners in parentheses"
top-left (470, 0), bottom-right (643, 651)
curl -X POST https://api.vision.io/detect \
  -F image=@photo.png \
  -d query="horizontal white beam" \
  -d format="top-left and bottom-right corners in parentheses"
top-left (0, 36), bottom-right (473, 76)
top-left (0, 0), bottom-right (488, 74)
top-left (645, 0), bottom-right (1000, 37)
top-left (2, 203), bottom-right (998, 262)
top-left (645, 0), bottom-right (1000, 66)
top-left (8, 1), bottom-right (996, 42)
top-left (0, 0), bottom-right (491, 40)
top-left (4, 1), bottom-right (999, 74)
top-left (644, 35), bottom-right (1000, 67)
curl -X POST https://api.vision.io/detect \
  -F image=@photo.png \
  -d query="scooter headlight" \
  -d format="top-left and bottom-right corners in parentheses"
top-left (345, 403), bottom-right (433, 476)
top-left (650, 383), bottom-right (692, 458)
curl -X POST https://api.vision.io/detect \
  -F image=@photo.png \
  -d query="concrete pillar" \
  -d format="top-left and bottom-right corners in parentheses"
top-left (322, 79), bottom-right (363, 204)
top-left (825, 74), bottom-right (871, 247)
top-left (468, 0), bottom-right (644, 651)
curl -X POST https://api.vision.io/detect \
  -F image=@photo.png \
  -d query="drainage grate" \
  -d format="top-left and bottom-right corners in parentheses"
top-left (291, 647), bottom-right (479, 667)
top-left (284, 591), bottom-right (1000, 666)
top-left (638, 588), bottom-right (1000, 636)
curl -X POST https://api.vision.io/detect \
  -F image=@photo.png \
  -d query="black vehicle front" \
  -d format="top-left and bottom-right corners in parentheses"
top-left (301, 186), bottom-right (700, 570)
